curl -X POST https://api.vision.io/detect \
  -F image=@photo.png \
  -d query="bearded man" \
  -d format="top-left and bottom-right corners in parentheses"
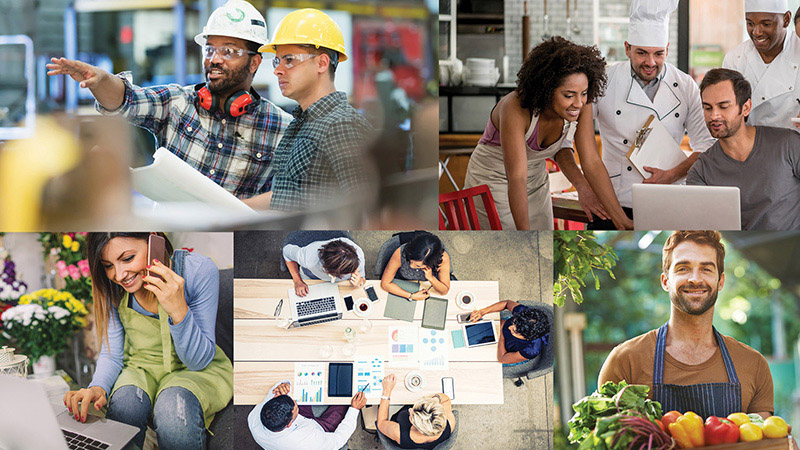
top-left (598, 231), bottom-right (774, 419)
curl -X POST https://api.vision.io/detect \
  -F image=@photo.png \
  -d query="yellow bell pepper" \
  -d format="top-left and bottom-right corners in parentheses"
top-left (668, 412), bottom-right (705, 448)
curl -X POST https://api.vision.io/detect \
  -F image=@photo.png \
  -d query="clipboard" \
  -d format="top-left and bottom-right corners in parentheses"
top-left (625, 115), bottom-right (688, 179)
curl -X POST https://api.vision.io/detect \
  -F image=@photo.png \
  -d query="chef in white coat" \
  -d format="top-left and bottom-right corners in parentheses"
top-left (723, 0), bottom-right (800, 132)
top-left (588, 0), bottom-right (715, 230)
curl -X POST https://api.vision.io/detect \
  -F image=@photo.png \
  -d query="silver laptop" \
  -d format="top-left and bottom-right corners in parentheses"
top-left (0, 374), bottom-right (138, 450)
top-left (632, 184), bottom-right (741, 230)
top-left (287, 282), bottom-right (343, 328)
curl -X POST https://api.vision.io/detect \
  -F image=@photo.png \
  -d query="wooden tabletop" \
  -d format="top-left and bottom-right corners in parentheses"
top-left (234, 279), bottom-right (504, 406)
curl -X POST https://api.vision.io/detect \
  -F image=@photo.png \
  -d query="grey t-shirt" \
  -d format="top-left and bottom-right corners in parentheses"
top-left (687, 126), bottom-right (800, 230)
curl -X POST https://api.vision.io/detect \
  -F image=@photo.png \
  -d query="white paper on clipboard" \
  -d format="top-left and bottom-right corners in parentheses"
top-left (626, 115), bottom-right (688, 179)
top-left (130, 147), bottom-right (257, 215)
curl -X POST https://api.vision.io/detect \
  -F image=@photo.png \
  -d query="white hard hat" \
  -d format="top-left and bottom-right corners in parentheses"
top-left (194, 0), bottom-right (268, 47)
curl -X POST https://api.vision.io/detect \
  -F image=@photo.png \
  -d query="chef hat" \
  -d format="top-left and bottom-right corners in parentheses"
top-left (744, 0), bottom-right (789, 13)
top-left (627, 0), bottom-right (680, 48)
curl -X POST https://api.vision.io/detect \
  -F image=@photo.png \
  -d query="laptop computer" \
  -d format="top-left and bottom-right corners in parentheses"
top-left (287, 282), bottom-right (343, 328)
top-left (632, 184), bottom-right (741, 230)
top-left (0, 374), bottom-right (138, 450)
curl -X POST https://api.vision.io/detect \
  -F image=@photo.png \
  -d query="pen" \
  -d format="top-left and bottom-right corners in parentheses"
top-left (275, 299), bottom-right (283, 317)
top-left (357, 384), bottom-right (369, 393)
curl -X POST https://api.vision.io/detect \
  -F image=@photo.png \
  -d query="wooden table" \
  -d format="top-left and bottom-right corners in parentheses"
top-left (234, 279), bottom-right (504, 406)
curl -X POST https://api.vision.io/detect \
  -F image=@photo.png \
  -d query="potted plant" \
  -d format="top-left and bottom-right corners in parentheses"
top-left (0, 288), bottom-right (88, 376)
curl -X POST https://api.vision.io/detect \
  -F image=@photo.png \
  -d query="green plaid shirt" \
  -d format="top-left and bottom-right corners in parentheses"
top-left (97, 72), bottom-right (292, 199)
top-left (269, 91), bottom-right (374, 211)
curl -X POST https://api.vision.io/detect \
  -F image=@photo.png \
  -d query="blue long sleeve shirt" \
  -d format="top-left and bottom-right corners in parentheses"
top-left (89, 253), bottom-right (220, 395)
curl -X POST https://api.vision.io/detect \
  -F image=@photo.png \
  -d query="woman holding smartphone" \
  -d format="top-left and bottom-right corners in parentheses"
top-left (380, 232), bottom-right (451, 300)
top-left (63, 232), bottom-right (232, 449)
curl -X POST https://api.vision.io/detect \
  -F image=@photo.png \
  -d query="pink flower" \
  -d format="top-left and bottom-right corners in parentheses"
top-left (56, 260), bottom-right (69, 278)
top-left (77, 260), bottom-right (90, 278)
top-left (79, 232), bottom-right (88, 236)
top-left (68, 265), bottom-right (80, 280)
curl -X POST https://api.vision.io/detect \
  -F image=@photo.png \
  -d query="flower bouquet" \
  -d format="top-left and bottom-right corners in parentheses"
top-left (1, 289), bottom-right (88, 373)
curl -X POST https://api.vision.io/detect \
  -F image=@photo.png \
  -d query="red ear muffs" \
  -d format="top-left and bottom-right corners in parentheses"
top-left (224, 90), bottom-right (253, 118)
top-left (197, 85), bottom-right (218, 112)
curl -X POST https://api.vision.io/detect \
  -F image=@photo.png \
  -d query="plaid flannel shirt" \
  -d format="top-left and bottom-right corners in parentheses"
top-left (269, 91), bottom-right (374, 211)
top-left (97, 72), bottom-right (292, 198)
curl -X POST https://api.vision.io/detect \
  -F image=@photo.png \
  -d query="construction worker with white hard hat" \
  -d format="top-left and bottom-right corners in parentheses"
top-left (723, 0), bottom-right (800, 132)
top-left (247, 8), bottom-right (375, 212)
top-left (47, 0), bottom-right (291, 206)
top-left (586, 0), bottom-right (715, 229)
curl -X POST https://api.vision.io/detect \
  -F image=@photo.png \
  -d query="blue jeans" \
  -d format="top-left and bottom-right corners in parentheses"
top-left (107, 385), bottom-right (206, 450)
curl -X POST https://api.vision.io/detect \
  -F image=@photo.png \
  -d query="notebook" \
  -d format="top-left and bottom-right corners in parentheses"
top-left (421, 297), bottom-right (448, 330)
top-left (383, 279), bottom-right (419, 322)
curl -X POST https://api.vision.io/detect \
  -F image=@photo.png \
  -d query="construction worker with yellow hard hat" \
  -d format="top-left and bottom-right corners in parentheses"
top-left (47, 0), bottom-right (291, 207)
top-left (249, 8), bottom-right (376, 212)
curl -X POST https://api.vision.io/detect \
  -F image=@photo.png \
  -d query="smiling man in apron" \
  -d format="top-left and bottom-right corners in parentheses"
top-left (598, 231), bottom-right (773, 418)
top-left (588, 0), bottom-right (715, 230)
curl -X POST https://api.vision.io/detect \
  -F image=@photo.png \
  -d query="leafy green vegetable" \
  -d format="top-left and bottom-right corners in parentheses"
top-left (568, 381), bottom-right (664, 446)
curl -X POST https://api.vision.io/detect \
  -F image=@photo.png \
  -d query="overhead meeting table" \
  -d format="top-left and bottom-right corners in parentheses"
top-left (234, 279), bottom-right (504, 406)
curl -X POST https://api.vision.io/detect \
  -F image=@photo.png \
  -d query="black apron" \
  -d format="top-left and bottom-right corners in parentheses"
top-left (651, 323), bottom-right (742, 418)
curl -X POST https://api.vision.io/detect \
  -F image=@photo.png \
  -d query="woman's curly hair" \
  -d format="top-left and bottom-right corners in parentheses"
top-left (516, 36), bottom-right (608, 115)
top-left (513, 307), bottom-right (550, 341)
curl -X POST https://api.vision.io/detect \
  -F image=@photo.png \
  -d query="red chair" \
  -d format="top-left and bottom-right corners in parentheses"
top-left (439, 185), bottom-right (503, 230)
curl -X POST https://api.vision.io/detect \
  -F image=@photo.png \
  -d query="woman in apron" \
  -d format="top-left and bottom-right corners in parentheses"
top-left (463, 36), bottom-right (629, 230)
top-left (63, 233), bottom-right (232, 450)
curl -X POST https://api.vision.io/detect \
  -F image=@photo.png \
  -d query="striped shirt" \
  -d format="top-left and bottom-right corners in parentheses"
top-left (97, 72), bottom-right (292, 198)
top-left (268, 91), bottom-right (374, 211)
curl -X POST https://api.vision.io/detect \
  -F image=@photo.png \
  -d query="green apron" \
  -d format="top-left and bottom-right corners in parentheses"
top-left (111, 291), bottom-right (232, 429)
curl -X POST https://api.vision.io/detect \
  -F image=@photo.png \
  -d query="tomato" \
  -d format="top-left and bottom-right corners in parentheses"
top-left (727, 412), bottom-right (750, 427)
top-left (763, 416), bottom-right (789, 439)
top-left (740, 423), bottom-right (764, 442)
top-left (662, 411), bottom-right (682, 432)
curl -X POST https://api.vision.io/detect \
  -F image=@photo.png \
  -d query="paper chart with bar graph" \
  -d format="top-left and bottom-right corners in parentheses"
top-left (293, 362), bottom-right (325, 404)
top-left (419, 328), bottom-right (449, 370)
top-left (354, 356), bottom-right (384, 397)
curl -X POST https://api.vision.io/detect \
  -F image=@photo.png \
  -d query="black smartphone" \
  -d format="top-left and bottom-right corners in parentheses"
top-left (365, 286), bottom-right (378, 302)
top-left (147, 234), bottom-right (166, 281)
top-left (344, 295), bottom-right (354, 311)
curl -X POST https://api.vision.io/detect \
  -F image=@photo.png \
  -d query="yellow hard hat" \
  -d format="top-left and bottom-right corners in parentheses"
top-left (259, 8), bottom-right (347, 62)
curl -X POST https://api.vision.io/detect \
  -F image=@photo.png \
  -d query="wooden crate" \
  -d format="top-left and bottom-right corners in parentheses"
top-left (704, 436), bottom-right (793, 450)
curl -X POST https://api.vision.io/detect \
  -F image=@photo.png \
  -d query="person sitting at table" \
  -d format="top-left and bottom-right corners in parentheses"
top-left (377, 374), bottom-right (455, 449)
top-left (62, 233), bottom-right (233, 449)
top-left (283, 232), bottom-right (366, 297)
top-left (462, 36), bottom-right (632, 230)
top-left (248, 379), bottom-right (366, 450)
top-left (469, 300), bottom-right (550, 365)
top-left (380, 231), bottom-right (451, 300)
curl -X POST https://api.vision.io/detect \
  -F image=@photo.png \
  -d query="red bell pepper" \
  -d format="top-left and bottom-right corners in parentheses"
top-left (704, 416), bottom-right (740, 446)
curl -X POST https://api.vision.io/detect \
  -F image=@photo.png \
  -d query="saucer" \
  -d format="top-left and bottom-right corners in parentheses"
top-left (404, 371), bottom-right (426, 392)
top-left (353, 297), bottom-right (372, 317)
top-left (456, 291), bottom-right (476, 310)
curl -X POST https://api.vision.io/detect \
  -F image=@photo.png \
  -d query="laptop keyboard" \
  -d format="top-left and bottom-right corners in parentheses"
top-left (62, 429), bottom-right (110, 450)
top-left (296, 296), bottom-right (336, 317)
top-left (297, 315), bottom-right (340, 328)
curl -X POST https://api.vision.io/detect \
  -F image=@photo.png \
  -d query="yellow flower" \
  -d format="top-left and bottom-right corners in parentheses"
top-left (62, 235), bottom-right (73, 248)
top-left (71, 241), bottom-right (80, 252)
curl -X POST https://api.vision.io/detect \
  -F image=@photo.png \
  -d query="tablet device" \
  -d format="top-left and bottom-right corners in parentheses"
top-left (328, 362), bottom-right (353, 397)
top-left (463, 321), bottom-right (497, 348)
top-left (421, 296), bottom-right (448, 330)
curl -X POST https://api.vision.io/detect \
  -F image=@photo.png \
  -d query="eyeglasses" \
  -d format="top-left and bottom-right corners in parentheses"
top-left (272, 53), bottom-right (317, 69)
top-left (203, 45), bottom-right (257, 60)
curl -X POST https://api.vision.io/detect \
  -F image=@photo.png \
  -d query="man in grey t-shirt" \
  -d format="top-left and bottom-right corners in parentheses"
top-left (687, 68), bottom-right (800, 230)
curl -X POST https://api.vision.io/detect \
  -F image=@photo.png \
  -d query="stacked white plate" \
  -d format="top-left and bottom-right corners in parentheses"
top-left (465, 58), bottom-right (500, 86)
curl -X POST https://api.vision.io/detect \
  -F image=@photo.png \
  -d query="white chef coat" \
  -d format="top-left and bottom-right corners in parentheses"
top-left (723, 31), bottom-right (800, 131)
top-left (594, 61), bottom-right (715, 208)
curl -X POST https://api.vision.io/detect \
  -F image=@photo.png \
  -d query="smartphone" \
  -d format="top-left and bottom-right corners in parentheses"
top-left (456, 312), bottom-right (472, 324)
top-left (365, 286), bottom-right (378, 302)
top-left (343, 295), bottom-right (354, 311)
top-left (147, 234), bottom-right (166, 280)
top-left (442, 377), bottom-right (454, 400)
